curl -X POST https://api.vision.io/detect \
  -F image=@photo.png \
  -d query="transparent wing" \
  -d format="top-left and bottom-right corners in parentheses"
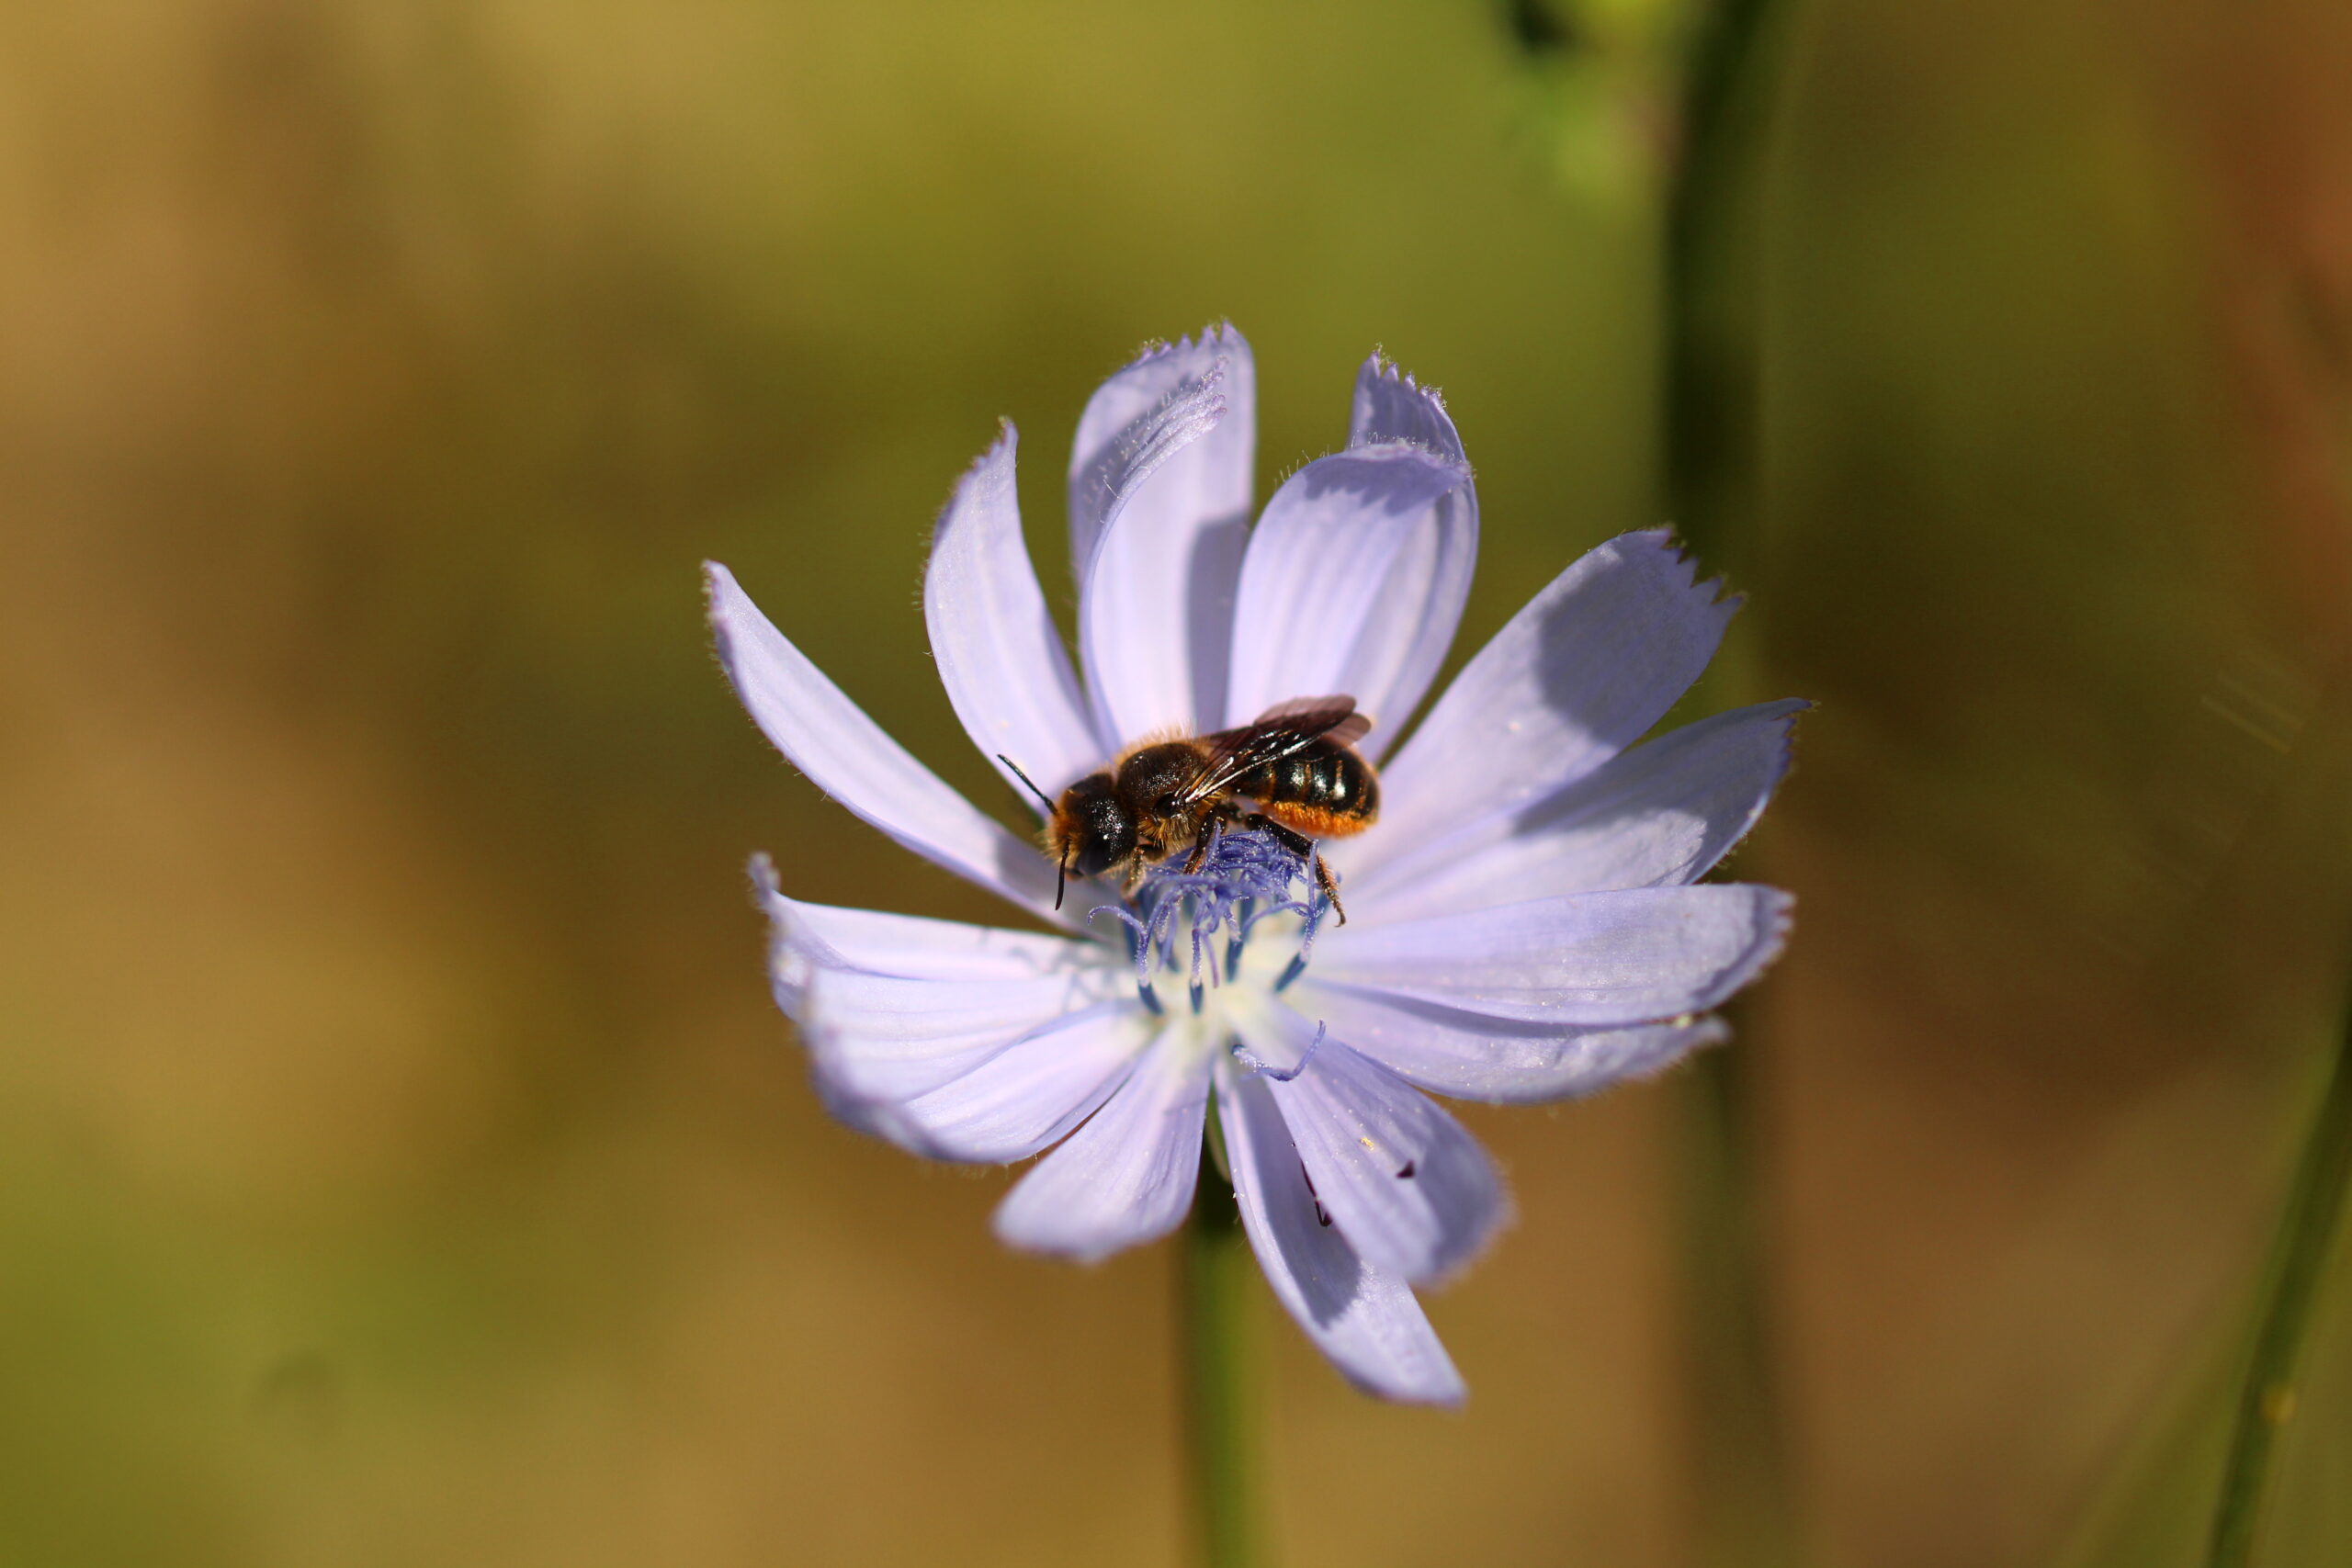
top-left (1177, 696), bottom-right (1370, 805)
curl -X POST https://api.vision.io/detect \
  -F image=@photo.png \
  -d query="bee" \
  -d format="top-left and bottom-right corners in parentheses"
top-left (1001, 696), bottom-right (1378, 924)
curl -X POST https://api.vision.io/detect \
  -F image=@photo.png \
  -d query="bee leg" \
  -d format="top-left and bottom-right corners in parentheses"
top-left (1311, 852), bottom-right (1348, 927)
top-left (1184, 804), bottom-right (1244, 874)
top-left (1241, 812), bottom-right (1314, 860)
top-left (1241, 813), bottom-right (1347, 926)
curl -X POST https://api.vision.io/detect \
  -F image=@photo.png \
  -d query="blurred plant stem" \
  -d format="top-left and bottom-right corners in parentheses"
top-left (2202, 986), bottom-right (2352, 1567)
top-left (1659, 0), bottom-right (1799, 1562)
top-left (1182, 1157), bottom-right (1263, 1568)
top-left (1677, 998), bottom-right (1796, 1566)
top-left (1664, 0), bottom-right (1777, 565)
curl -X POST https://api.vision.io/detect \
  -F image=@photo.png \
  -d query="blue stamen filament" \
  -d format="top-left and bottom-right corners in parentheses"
top-left (1088, 831), bottom-right (1326, 1004)
top-left (1232, 1021), bottom-right (1326, 1082)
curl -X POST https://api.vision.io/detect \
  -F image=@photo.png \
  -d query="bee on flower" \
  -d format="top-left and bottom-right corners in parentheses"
top-left (707, 324), bottom-right (1799, 1404)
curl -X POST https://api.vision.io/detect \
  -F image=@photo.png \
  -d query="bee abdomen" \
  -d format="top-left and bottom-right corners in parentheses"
top-left (1236, 739), bottom-right (1379, 837)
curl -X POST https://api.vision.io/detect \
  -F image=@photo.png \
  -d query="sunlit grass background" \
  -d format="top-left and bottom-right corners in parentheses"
top-left (3, 1), bottom-right (2349, 1564)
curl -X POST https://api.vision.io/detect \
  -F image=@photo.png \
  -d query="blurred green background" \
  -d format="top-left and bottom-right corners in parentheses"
top-left (3, 0), bottom-right (2349, 1564)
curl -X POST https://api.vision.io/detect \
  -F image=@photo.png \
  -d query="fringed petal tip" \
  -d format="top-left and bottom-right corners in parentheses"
top-left (703, 563), bottom-right (763, 739)
top-left (1645, 525), bottom-right (1768, 614)
top-left (1763, 698), bottom-right (1811, 780)
top-left (1351, 350), bottom-right (1468, 463)
top-left (747, 849), bottom-right (782, 909)
top-left (1692, 885), bottom-right (1797, 1015)
top-left (1580, 1013), bottom-right (1736, 1096)
top-left (954, 419), bottom-right (1018, 486)
top-left (740, 854), bottom-right (920, 1146)
top-left (1294, 986), bottom-right (1735, 1106)
top-left (1547, 1012), bottom-right (1734, 1097)
top-left (924, 421), bottom-right (1018, 560)
top-left (1224, 440), bottom-right (1478, 738)
top-left (1398, 1374), bottom-right (1469, 1410)
top-left (925, 414), bottom-right (1102, 801)
top-left (746, 852), bottom-right (822, 1024)
top-left (702, 558), bottom-right (737, 639)
top-left (1754, 886), bottom-right (1797, 976)
top-left (703, 559), bottom-right (762, 704)
top-left (1317, 884), bottom-right (1795, 1028)
top-left (1670, 889), bottom-right (1795, 1028)
top-left (1216, 1065), bottom-right (1470, 1404)
top-left (1359, 346), bottom-right (1433, 390)
top-left (1621, 525), bottom-right (1745, 610)
top-left (1326, 1331), bottom-right (1467, 1406)
top-left (1117, 321), bottom-right (1249, 376)
top-left (705, 559), bottom-right (1071, 919)
top-left (1073, 329), bottom-right (1252, 742)
top-left (1658, 1012), bottom-right (1734, 1063)
top-left (1356, 348), bottom-right (1450, 421)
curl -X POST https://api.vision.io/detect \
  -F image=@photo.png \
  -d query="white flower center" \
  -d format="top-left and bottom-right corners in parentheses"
top-left (1087, 829), bottom-right (1328, 1039)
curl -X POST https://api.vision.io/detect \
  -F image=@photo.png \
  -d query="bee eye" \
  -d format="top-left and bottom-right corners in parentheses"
top-left (1155, 795), bottom-right (1179, 815)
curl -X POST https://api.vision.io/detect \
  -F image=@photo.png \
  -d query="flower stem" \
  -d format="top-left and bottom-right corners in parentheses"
top-left (1664, 0), bottom-right (1781, 572)
top-left (2203, 991), bottom-right (2352, 1568)
top-left (1678, 1002), bottom-right (1797, 1568)
top-left (1660, 0), bottom-right (1799, 1562)
top-left (1181, 1163), bottom-right (1263, 1568)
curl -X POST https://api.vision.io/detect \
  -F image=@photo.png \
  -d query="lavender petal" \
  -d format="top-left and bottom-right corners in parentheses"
top-left (992, 1033), bottom-right (1211, 1261)
top-left (1216, 1060), bottom-right (1465, 1405)
top-left (1349, 352), bottom-right (1467, 461)
top-left (707, 563), bottom-right (1067, 922)
top-left (755, 867), bottom-right (1094, 989)
top-left (1070, 326), bottom-right (1255, 741)
top-left (1223, 442), bottom-right (1476, 749)
top-left (924, 423), bottom-right (1106, 800)
top-left (1351, 532), bottom-right (1738, 884)
top-left (802, 964), bottom-right (1127, 1103)
top-left (1288, 976), bottom-right (1726, 1103)
top-left (1313, 885), bottom-right (1792, 1026)
top-left (752, 863), bottom-right (1125, 1111)
top-left (889, 1001), bottom-right (1157, 1163)
top-left (1342, 700), bottom-right (1806, 924)
top-left (1232, 1001), bottom-right (1506, 1284)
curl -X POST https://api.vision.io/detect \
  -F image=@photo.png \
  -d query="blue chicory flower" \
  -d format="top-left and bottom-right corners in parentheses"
top-left (707, 325), bottom-right (1800, 1404)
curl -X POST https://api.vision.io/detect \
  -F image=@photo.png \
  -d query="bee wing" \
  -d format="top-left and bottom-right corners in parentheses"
top-left (1247, 695), bottom-right (1373, 750)
top-left (1176, 696), bottom-right (1370, 804)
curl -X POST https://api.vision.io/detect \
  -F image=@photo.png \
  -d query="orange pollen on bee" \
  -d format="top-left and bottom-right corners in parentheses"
top-left (1252, 799), bottom-right (1377, 839)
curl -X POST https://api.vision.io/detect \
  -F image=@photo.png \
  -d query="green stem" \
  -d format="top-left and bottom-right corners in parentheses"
top-left (1660, 0), bottom-right (1799, 1563)
top-left (1678, 1002), bottom-right (1797, 1568)
top-left (1181, 1167), bottom-right (1263, 1568)
top-left (1663, 0), bottom-right (1781, 562)
top-left (2204, 993), bottom-right (2352, 1567)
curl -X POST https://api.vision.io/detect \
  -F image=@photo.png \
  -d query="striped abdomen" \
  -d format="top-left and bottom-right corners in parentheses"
top-left (1230, 739), bottom-right (1379, 838)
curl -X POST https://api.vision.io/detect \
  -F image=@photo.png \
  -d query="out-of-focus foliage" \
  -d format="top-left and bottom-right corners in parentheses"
top-left (0, 0), bottom-right (2346, 1565)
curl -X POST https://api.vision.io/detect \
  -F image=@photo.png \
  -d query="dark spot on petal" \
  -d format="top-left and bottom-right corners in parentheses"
top-left (1396, 1160), bottom-right (1416, 1180)
top-left (1299, 1160), bottom-right (1332, 1223)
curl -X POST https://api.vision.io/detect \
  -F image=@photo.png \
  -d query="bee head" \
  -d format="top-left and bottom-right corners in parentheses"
top-left (998, 755), bottom-right (1135, 909)
top-left (1052, 773), bottom-right (1135, 882)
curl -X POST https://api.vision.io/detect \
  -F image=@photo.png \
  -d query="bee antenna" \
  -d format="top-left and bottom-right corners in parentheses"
top-left (998, 754), bottom-right (1057, 814)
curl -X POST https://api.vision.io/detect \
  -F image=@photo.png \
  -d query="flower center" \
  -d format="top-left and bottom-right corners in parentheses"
top-left (1091, 830), bottom-right (1328, 1017)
